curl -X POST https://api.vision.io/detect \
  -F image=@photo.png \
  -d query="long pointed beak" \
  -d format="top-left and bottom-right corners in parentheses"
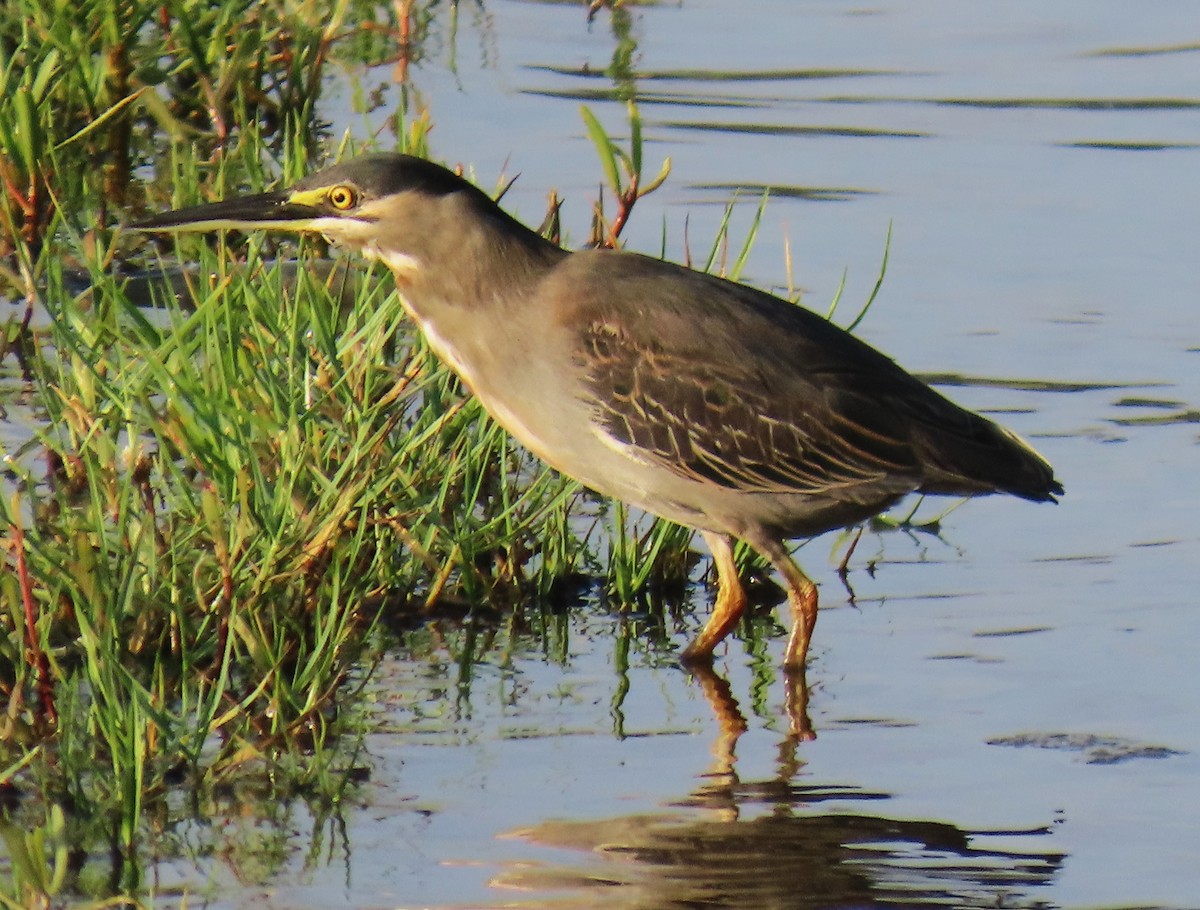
top-left (131, 191), bottom-right (324, 233)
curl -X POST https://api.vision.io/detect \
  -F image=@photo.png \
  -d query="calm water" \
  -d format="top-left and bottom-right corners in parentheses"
top-left (53, 1), bottom-right (1200, 907)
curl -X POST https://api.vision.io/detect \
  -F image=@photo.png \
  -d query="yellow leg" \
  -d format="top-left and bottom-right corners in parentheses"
top-left (748, 535), bottom-right (819, 671)
top-left (681, 531), bottom-right (747, 663)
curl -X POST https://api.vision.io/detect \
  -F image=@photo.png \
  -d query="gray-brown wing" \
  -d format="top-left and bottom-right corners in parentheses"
top-left (577, 318), bottom-right (923, 496)
top-left (561, 248), bottom-right (1059, 504)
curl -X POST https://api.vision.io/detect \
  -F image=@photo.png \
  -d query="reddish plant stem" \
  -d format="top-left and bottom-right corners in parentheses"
top-left (11, 520), bottom-right (57, 727)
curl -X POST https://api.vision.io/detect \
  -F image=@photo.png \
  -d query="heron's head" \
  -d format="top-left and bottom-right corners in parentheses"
top-left (134, 153), bottom-right (484, 277)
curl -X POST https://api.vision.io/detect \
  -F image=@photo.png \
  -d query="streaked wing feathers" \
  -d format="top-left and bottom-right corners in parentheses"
top-left (579, 319), bottom-right (921, 496)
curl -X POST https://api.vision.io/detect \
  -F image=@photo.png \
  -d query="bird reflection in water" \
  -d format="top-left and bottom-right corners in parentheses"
top-left (495, 661), bottom-right (1063, 909)
top-left (683, 662), bottom-right (812, 823)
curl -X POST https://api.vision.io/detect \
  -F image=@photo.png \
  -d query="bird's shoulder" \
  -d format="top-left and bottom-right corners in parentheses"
top-left (552, 251), bottom-right (849, 352)
top-left (547, 248), bottom-right (919, 400)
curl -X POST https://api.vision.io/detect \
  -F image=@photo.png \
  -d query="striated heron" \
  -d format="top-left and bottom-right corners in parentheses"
top-left (134, 153), bottom-right (1063, 671)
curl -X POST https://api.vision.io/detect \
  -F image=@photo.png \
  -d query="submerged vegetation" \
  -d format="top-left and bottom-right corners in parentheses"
top-left (0, 1), bottom-right (892, 904)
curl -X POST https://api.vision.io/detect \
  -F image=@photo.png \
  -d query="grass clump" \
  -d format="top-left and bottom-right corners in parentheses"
top-left (3, 219), bottom-right (591, 896)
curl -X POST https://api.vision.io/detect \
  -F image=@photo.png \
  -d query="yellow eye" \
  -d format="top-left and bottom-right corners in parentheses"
top-left (327, 185), bottom-right (357, 210)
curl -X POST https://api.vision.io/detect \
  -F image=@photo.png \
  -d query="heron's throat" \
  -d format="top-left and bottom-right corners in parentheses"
top-left (363, 245), bottom-right (422, 286)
